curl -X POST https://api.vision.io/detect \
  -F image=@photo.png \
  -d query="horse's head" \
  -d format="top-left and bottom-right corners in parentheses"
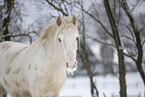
top-left (56, 15), bottom-right (79, 74)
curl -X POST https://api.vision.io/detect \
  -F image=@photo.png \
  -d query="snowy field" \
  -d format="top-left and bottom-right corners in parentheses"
top-left (7, 72), bottom-right (144, 97)
top-left (59, 72), bottom-right (144, 97)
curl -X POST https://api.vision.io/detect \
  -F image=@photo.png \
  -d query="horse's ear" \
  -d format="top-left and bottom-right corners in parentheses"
top-left (56, 15), bottom-right (62, 26)
top-left (72, 14), bottom-right (77, 26)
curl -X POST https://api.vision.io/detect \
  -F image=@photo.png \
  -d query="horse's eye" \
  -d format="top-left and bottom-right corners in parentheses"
top-left (76, 37), bottom-right (79, 41)
top-left (58, 38), bottom-right (61, 42)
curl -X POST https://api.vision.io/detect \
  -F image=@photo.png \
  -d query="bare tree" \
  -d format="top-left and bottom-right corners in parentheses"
top-left (0, 0), bottom-right (34, 43)
top-left (103, 0), bottom-right (127, 97)
top-left (74, 0), bottom-right (145, 96)
top-left (118, 0), bottom-right (145, 85)
top-left (78, 0), bottom-right (99, 96)
top-left (1, 0), bottom-right (15, 41)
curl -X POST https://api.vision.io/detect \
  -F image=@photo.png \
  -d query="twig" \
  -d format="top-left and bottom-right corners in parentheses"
top-left (45, 0), bottom-right (68, 16)
top-left (1, 34), bottom-right (32, 44)
top-left (126, 26), bottom-right (136, 43)
top-left (86, 35), bottom-right (116, 48)
top-left (120, 34), bottom-right (135, 43)
top-left (62, 2), bottom-right (68, 15)
top-left (130, 0), bottom-right (143, 13)
top-left (123, 52), bottom-right (136, 62)
top-left (139, 26), bottom-right (145, 33)
top-left (74, 5), bottom-right (114, 38)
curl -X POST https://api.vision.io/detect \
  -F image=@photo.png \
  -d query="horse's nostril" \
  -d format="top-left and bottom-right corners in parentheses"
top-left (66, 62), bottom-right (69, 67)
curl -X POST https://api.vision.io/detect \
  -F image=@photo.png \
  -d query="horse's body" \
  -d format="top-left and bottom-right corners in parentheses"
top-left (0, 15), bottom-right (79, 97)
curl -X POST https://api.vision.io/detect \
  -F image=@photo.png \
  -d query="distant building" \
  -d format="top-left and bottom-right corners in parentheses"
top-left (101, 44), bottom-right (114, 74)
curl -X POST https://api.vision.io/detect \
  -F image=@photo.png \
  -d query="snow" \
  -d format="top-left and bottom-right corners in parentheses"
top-left (59, 72), bottom-right (144, 97)
top-left (6, 72), bottom-right (144, 97)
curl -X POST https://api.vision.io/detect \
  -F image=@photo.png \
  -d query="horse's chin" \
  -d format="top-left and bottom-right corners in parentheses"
top-left (66, 67), bottom-right (77, 75)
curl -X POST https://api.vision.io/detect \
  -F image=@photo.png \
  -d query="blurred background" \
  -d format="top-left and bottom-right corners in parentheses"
top-left (0, 0), bottom-right (145, 97)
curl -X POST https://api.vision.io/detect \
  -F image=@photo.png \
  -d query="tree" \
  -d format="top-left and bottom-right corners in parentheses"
top-left (1, 0), bottom-right (15, 41)
top-left (0, 0), bottom-right (33, 43)
top-left (74, 0), bottom-right (145, 96)
top-left (103, 0), bottom-right (127, 97)
top-left (119, 0), bottom-right (145, 85)
top-left (78, 0), bottom-right (99, 96)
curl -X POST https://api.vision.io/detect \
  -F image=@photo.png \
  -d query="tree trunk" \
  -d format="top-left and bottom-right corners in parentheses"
top-left (1, 0), bottom-right (14, 41)
top-left (79, 43), bottom-right (99, 97)
top-left (78, 1), bottom-right (99, 96)
top-left (103, 0), bottom-right (127, 97)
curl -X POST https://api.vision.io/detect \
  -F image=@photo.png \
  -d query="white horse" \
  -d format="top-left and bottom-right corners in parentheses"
top-left (0, 15), bottom-right (79, 97)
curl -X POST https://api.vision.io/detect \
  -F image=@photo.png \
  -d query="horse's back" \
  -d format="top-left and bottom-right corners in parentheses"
top-left (0, 41), bottom-right (31, 97)
top-left (0, 41), bottom-right (28, 68)
top-left (0, 41), bottom-right (28, 69)
top-left (0, 41), bottom-right (28, 50)
top-left (0, 41), bottom-right (28, 55)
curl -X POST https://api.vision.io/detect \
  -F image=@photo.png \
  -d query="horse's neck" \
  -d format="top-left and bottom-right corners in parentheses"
top-left (42, 25), bottom-right (64, 59)
top-left (29, 24), bottom-right (65, 64)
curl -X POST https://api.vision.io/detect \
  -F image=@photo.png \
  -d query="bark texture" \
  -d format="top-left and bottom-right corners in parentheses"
top-left (103, 0), bottom-right (127, 97)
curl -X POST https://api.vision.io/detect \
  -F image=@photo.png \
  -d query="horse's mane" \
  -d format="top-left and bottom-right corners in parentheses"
top-left (40, 24), bottom-right (57, 41)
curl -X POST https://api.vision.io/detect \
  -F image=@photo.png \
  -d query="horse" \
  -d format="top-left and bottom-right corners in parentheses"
top-left (0, 15), bottom-right (79, 97)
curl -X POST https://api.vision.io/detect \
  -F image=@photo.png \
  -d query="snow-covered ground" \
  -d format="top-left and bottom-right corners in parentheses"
top-left (59, 72), bottom-right (144, 97)
top-left (7, 72), bottom-right (144, 97)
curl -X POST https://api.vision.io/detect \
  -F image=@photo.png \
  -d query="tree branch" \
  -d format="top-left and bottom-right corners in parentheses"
top-left (45, 0), bottom-right (68, 16)
top-left (130, 0), bottom-right (143, 13)
top-left (126, 26), bottom-right (136, 44)
top-left (120, 34), bottom-right (135, 43)
top-left (123, 52), bottom-right (136, 62)
top-left (74, 5), bottom-right (114, 38)
top-left (86, 35), bottom-right (115, 48)
top-left (139, 26), bottom-right (145, 33)
top-left (62, 2), bottom-right (68, 15)
top-left (1, 34), bottom-right (32, 44)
